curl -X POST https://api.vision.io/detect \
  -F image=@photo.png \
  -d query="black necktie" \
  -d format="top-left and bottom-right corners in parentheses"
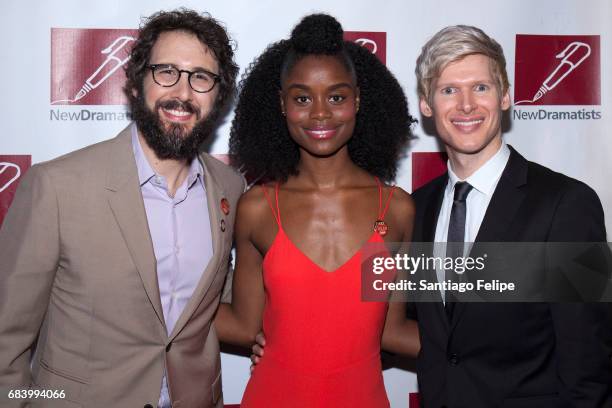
top-left (445, 181), bottom-right (473, 320)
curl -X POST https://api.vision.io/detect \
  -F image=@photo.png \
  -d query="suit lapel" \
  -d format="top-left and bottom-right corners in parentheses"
top-left (473, 146), bottom-right (528, 243)
top-left (422, 176), bottom-right (446, 243)
top-left (169, 153), bottom-right (227, 341)
top-left (450, 146), bottom-right (528, 328)
top-left (105, 126), bottom-right (166, 330)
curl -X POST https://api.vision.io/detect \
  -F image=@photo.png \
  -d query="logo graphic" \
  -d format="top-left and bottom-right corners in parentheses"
top-left (0, 162), bottom-right (21, 193)
top-left (514, 35), bottom-right (600, 105)
top-left (411, 152), bottom-right (447, 191)
top-left (0, 155), bottom-right (31, 227)
top-left (51, 28), bottom-right (138, 105)
top-left (344, 31), bottom-right (387, 65)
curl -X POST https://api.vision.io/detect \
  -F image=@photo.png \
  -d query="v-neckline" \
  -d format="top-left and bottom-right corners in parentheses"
top-left (274, 227), bottom-right (380, 273)
top-left (262, 179), bottom-right (389, 273)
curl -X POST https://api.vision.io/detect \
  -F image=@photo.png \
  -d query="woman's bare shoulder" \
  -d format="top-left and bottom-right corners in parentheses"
top-left (235, 183), bottom-right (279, 239)
top-left (387, 185), bottom-right (415, 215)
top-left (386, 186), bottom-right (415, 239)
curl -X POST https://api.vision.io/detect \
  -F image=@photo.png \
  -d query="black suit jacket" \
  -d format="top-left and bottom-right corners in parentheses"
top-left (409, 146), bottom-right (612, 408)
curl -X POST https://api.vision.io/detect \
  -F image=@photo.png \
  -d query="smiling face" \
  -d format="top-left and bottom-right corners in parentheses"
top-left (144, 30), bottom-right (219, 133)
top-left (280, 55), bottom-right (359, 159)
top-left (132, 30), bottom-right (220, 160)
top-left (420, 54), bottom-right (510, 170)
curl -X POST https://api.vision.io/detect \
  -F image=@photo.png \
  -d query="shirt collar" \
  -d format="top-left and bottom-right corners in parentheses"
top-left (131, 123), bottom-right (204, 189)
top-left (186, 154), bottom-right (204, 189)
top-left (447, 140), bottom-right (510, 196)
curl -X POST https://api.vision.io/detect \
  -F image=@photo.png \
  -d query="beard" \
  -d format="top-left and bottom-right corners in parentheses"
top-left (129, 94), bottom-right (217, 161)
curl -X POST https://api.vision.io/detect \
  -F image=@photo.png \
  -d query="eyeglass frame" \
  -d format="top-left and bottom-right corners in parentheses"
top-left (147, 64), bottom-right (221, 93)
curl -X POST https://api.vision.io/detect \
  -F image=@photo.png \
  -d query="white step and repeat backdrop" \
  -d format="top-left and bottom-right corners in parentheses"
top-left (1, 1), bottom-right (610, 406)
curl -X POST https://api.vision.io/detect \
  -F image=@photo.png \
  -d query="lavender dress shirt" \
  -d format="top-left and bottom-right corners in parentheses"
top-left (131, 126), bottom-right (213, 408)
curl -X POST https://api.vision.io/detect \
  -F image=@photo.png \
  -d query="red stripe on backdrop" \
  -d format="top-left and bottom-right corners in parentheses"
top-left (409, 392), bottom-right (421, 407)
top-left (411, 152), bottom-right (448, 191)
top-left (227, 398), bottom-right (421, 408)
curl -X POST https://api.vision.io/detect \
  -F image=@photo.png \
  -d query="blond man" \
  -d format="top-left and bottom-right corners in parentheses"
top-left (409, 25), bottom-right (611, 408)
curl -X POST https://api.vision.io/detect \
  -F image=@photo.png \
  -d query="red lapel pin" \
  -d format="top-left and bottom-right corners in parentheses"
top-left (221, 198), bottom-right (230, 215)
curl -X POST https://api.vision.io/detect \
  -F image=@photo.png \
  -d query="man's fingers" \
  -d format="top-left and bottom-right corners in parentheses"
top-left (250, 331), bottom-right (266, 373)
top-left (252, 344), bottom-right (264, 357)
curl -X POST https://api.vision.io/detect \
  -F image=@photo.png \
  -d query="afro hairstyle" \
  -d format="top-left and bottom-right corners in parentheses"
top-left (229, 13), bottom-right (416, 183)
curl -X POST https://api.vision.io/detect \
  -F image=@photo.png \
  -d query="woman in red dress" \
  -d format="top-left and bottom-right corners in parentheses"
top-left (215, 14), bottom-right (419, 407)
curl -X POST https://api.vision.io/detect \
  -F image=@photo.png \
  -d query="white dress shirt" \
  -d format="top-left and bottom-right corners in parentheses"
top-left (433, 141), bottom-right (511, 297)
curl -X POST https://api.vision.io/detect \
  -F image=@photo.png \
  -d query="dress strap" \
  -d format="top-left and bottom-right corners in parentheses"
top-left (381, 186), bottom-right (396, 220)
top-left (261, 184), bottom-right (281, 227)
top-left (274, 182), bottom-right (283, 227)
top-left (374, 177), bottom-right (396, 221)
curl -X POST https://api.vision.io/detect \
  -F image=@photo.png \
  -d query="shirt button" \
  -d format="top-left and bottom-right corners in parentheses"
top-left (448, 353), bottom-right (459, 366)
top-left (154, 176), bottom-right (162, 185)
top-left (175, 245), bottom-right (180, 254)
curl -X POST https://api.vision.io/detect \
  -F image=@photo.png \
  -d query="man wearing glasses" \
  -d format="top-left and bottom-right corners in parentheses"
top-left (0, 9), bottom-right (244, 408)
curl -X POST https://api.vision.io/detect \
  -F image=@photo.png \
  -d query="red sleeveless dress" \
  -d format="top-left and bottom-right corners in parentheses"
top-left (240, 180), bottom-right (394, 408)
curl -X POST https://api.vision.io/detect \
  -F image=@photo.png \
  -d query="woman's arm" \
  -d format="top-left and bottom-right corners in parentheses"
top-left (381, 188), bottom-right (421, 357)
top-left (382, 300), bottom-right (420, 357)
top-left (215, 192), bottom-right (267, 347)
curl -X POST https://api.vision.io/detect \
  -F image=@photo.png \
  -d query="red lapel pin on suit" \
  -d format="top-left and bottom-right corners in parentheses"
top-left (221, 198), bottom-right (230, 215)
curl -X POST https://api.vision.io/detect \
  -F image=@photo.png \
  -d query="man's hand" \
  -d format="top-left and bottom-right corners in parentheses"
top-left (249, 332), bottom-right (266, 373)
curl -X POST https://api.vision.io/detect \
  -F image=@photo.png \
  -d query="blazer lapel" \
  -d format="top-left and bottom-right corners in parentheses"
top-left (105, 127), bottom-right (166, 330)
top-left (422, 175), bottom-right (446, 243)
top-left (450, 146), bottom-right (528, 329)
top-left (169, 153), bottom-right (227, 341)
top-left (473, 146), bottom-right (528, 243)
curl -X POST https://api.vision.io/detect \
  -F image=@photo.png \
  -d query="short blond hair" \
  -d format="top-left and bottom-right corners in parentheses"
top-left (416, 25), bottom-right (509, 104)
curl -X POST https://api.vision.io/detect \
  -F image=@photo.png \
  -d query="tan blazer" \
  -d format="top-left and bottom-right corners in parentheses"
top-left (0, 126), bottom-right (245, 408)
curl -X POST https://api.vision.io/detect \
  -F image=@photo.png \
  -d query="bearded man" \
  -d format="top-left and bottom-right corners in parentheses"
top-left (0, 9), bottom-right (244, 408)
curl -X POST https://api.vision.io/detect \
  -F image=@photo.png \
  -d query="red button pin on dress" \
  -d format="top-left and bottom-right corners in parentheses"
top-left (221, 198), bottom-right (230, 215)
top-left (373, 220), bottom-right (388, 236)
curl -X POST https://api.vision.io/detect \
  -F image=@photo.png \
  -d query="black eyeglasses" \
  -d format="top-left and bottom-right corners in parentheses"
top-left (147, 64), bottom-right (220, 93)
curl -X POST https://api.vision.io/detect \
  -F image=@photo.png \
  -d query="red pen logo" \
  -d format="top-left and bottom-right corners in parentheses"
top-left (514, 35), bottom-right (600, 106)
top-left (0, 155), bottom-right (31, 227)
top-left (50, 28), bottom-right (138, 105)
top-left (344, 31), bottom-right (387, 65)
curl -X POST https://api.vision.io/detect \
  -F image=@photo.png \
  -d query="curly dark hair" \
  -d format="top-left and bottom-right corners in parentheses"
top-left (229, 13), bottom-right (416, 183)
top-left (124, 8), bottom-right (239, 122)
